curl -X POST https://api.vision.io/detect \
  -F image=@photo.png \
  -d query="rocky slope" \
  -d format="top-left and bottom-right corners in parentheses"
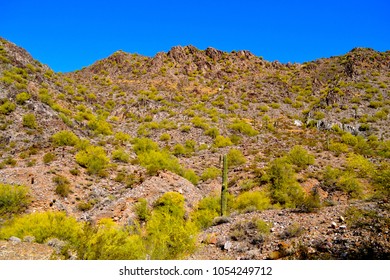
top-left (0, 37), bottom-right (389, 259)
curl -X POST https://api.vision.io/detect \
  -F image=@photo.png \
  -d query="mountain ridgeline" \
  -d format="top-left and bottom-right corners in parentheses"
top-left (0, 37), bottom-right (389, 260)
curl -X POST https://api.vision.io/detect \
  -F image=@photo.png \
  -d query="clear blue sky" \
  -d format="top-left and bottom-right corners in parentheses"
top-left (1, 0), bottom-right (389, 72)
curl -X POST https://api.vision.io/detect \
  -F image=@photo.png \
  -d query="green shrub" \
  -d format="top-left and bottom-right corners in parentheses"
top-left (341, 133), bottom-right (358, 146)
top-left (255, 219), bottom-right (273, 235)
top-left (38, 88), bottom-right (53, 105)
top-left (201, 167), bottom-right (220, 181)
top-left (0, 211), bottom-right (83, 244)
top-left (16, 92), bottom-right (31, 104)
top-left (138, 150), bottom-right (182, 175)
top-left (329, 141), bottom-right (349, 156)
top-left (43, 152), bottom-right (56, 164)
top-left (53, 175), bottom-right (71, 197)
top-left (345, 153), bottom-right (374, 178)
top-left (114, 132), bottom-right (131, 144)
top-left (227, 148), bottom-right (246, 167)
top-left (266, 158), bottom-right (304, 208)
top-left (22, 113), bottom-right (37, 129)
top-left (180, 125), bottom-right (191, 132)
top-left (205, 127), bottom-right (220, 138)
top-left (322, 166), bottom-right (363, 198)
top-left (373, 162), bottom-right (390, 194)
top-left (301, 188), bottom-right (322, 212)
top-left (213, 135), bottom-right (233, 148)
top-left (191, 116), bottom-right (209, 130)
top-left (77, 201), bottom-right (93, 212)
top-left (77, 219), bottom-right (146, 260)
top-left (322, 166), bottom-right (342, 187)
top-left (337, 172), bottom-right (363, 198)
top-left (112, 148), bottom-right (130, 163)
top-left (134, 198), bottom-right (150, 222)
top-left (191, 195), bottom-right (221, 229)
top-left (88, 117), bottom-right (112, 135)
top-left (184, 140), bottom-right (196, 154)
top-left (147, 192), bottom-right (198, 259)
top-left (286, 145), bottom-right (315, 170)
top-left (3, 157), bottom-right (17, 166)
top-left (183, 169), bottom-right (199, 185)
top-left (75, 146), bottom-right (110, 175)
top-left (52, 130), bottom-right (79, 146)
top-left (132, 137), bottom-right (159, 154)
top-left (0, 184), bottom-right (30, 217)
top-left (172, 144), bottom-right (186, 156)
top-left (159, 133), bottom-right (171, 141)
top-left (0, 100), bottom-right (16, 115)
top-left (234, 191), bottom-right (271, 213)
top-left (228, 119), bottom-right (258, 136)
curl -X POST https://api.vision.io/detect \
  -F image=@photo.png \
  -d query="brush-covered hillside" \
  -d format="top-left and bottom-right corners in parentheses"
top-left (0, 37), bottom-right (389, 260)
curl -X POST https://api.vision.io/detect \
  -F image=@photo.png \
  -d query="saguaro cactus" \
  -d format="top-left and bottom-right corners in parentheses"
top-left (221, 154), bottom-right (228, 216)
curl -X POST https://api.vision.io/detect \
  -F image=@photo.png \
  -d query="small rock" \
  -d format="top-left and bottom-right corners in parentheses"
top-left (294, 120), bottom-right (303, 127)
top-left (331, 222), bottom-right (337, 229)
top-left (339, 216), bottom-right (345, 222)
top-left (308, 247), bottom-right (316, 254)
top-left (9, 236), bottom-right (21, 244)
top-left (224, 241), bottom-right (232, 251)
top-left (23, 236), bottom-right (35, 243)
top-left (339, 225), bottom-right (347, 230)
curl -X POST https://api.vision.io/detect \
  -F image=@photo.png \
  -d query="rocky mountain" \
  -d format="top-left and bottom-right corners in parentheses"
top-left (0, 37), bottom-right (389, 260)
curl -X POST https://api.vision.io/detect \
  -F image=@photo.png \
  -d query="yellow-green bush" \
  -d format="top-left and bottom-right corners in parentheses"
top-left (159, 133), bottom-right (171, 141)
top-left (75, 145), bottom-right (110, 175)
top-left (0, 184), bottom-right (30, 217)
top-left (134, 198), bottom-right (150, 222)
top-left (88, 117), bottom-right (112, 135)
top-left (205, 127), bottom-right (220, 138)
top-left (53, 175), bottom-right (71, 197)
top-left (114, 132), bottom-right (131, 144)
top-left (22, 113), bottom-right (37, 129)
top-left (183, 169), bottom-right (199, 185)
top-left (265, 158), bottom-right (304, 208)
top-left (76, 219), bottom-right (146, 260)
top-left (255, 219), bottom-right (273, 235)
top-left (146, 192), bottom-right (198, 259)
top-left (214, 135), bottom-right (233, 148)
top-left (201, 166), bottom-right (220, 181)
top-left (191, 116), bottom-right (209, 130)
top-left (322, 166), bottom-right (363, 198)
top-left (16, 92), bottom-right (31, 104)
top-left (346, 153), bottom-right (375, 178)
top-left (373, 162), bottom-right (390, 194)
top-left (172, 143), bottom-right (186, 156)
top-left (0, 100), bottom-right (16, 115)
top-left (228, 118), bottom-right (258, 136)
top-left (341, 133), bottom-right (358, 146)
top-left (132, 137), bottom-right (159, 154)
top-left (138, 150), bottom-right (182, 175)
top-left (234, 191), bottom-right (271, 213)
top-left (43, 152), bottom-right (56, 164)
top-left (0, 211), bottom-right (83, 244)
top-left (227, 148), bottom-right (247, 167)
top-left (52, 130), bottom-right (79, 146)
top-left (286, 145), bottom-right (315, 170)
top-left (329, 141), bottom-right (349, 156)
top-left (112, 148), bottom-right (130, 163)
top-left (191, 193), bottom-right (233, 229)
